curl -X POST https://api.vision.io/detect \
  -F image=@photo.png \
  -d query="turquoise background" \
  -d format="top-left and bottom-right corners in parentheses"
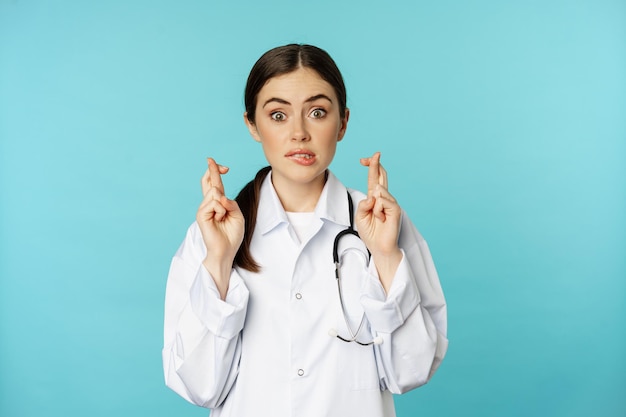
top-left (1, 0), bottom-right (624, 416)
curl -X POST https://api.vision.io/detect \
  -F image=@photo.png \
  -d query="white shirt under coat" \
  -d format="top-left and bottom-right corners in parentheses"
top-left (163, 171), bottom-right (448, 417)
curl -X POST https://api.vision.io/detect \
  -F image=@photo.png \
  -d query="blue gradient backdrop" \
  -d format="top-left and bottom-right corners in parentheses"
top-left (1, 1), bottom-right (624, 416)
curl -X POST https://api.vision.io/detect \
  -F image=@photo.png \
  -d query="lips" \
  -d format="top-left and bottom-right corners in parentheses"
top-left (285, 149), bottom-right (316, 166)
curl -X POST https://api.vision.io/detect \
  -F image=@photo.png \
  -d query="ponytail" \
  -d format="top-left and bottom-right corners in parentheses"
top-left (233, 166), bottom-right (271, 272)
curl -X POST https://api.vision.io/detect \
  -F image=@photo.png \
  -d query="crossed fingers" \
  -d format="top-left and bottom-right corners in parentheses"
top-left (199, 157), bottom-right (230, 222)
top-left (360, 151), bottom-right (396, 199)
top-left (201, 157), bottom-right (229, 196)
top-left (362, 151), bottom-right (387, 192)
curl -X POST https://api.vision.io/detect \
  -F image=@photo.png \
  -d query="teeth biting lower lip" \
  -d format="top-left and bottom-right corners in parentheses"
top-left (292, 153), bottom-right (313, 159)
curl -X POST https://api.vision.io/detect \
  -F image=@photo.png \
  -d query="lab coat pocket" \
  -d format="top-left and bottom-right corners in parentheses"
top-left (334, 323), bottom-right (380, 391)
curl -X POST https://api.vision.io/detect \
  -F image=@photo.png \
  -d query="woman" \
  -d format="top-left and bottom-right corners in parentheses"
top-left (163, 44), bottom-right (447, 417)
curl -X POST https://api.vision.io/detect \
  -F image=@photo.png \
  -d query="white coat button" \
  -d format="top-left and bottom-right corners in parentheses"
top-left (295, 293), bottom-right (302, 300)
top-left (297, 369), bottom-right (304, 376)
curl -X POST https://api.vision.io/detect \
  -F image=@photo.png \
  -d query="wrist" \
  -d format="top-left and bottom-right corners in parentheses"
top-left (370, 247), bottom-right (402, 264)
top-left (202, 257), bottom-right (233, 300)
top-left (370, 248), bottom-right (403, 294)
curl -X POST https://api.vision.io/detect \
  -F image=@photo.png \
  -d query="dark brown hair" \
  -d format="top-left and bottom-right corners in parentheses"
top-left (234, 44), bottom-right (347, 272)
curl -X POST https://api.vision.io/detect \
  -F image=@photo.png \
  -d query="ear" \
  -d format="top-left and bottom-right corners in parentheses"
top-left (244, 112), bottom-right (262, 143)
top-left (336, 108), bottom-right (350, 142)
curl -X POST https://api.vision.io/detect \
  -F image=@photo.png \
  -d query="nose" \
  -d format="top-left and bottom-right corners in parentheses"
top-left (291, 116), bottom-right (310, 142)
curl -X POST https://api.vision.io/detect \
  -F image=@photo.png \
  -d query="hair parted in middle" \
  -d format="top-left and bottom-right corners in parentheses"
top-left (244, 44), bottom-right (347, 124)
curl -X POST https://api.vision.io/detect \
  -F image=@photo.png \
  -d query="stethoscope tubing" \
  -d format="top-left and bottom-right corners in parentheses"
top-left (331, 192), bottom-right (376, 346)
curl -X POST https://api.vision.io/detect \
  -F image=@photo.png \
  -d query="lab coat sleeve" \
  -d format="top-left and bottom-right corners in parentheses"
top-left (360, 212), bottom-right (448, 394)
top-left (162, 222), bottom-right (249, 408)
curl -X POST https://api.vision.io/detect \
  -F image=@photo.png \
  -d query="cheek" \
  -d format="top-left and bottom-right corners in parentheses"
top-left (322, 114), bottom-right (344, 137)
top-left (256, 126), bottom-right (283, 158)
top-left (320, 122), bottom-right (342, 141)
top-left (255, 122), bottom-right (282, 143)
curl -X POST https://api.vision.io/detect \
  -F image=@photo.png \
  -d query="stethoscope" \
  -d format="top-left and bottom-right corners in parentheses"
top-left (328, 192), bottom-right (383, 346)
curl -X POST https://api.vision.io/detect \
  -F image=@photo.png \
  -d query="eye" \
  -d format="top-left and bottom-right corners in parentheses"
top-left (270, 111), bottom-right (286, 122)
top-left (310, 108), bottom-right (326, 119)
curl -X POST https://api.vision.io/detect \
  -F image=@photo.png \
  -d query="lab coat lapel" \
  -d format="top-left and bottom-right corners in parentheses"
top-left (314, 171), bottom-right (351, 229)
top-left (256, 172), bottom-right (289, 236)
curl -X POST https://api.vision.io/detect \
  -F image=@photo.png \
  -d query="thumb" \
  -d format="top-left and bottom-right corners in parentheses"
top-left (356, 196), bottom-right (375, 218)
top-left (220, 196), bottom-right (242, 215)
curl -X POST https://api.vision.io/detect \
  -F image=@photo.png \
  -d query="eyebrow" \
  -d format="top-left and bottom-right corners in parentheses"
top-left (262, 94), bottom-right (333, 108)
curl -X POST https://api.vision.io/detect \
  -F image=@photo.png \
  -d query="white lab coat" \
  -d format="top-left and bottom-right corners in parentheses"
top-left (163, 171), bottom-right (448, 417)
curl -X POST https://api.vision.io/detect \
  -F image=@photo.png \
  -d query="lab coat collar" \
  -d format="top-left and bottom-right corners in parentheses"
top-left (256, 170), bottom-right (351, 235)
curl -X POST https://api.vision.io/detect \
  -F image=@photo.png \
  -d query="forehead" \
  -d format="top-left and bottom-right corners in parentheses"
top-left (258, 67), bottom-right (337, 102)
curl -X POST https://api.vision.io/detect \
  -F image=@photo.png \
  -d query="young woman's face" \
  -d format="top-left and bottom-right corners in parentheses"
top-left (245, 67), bottom-right (349, 193)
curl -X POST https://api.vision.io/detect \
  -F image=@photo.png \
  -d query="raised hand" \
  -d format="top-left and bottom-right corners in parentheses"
top-left (355, 152), bottom-right (403, 292)
top-left (197, 158), bottom-right (245, 299)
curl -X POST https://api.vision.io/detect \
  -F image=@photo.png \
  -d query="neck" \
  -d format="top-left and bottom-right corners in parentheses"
top-left (272, 171), bottom-right (327, 212)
